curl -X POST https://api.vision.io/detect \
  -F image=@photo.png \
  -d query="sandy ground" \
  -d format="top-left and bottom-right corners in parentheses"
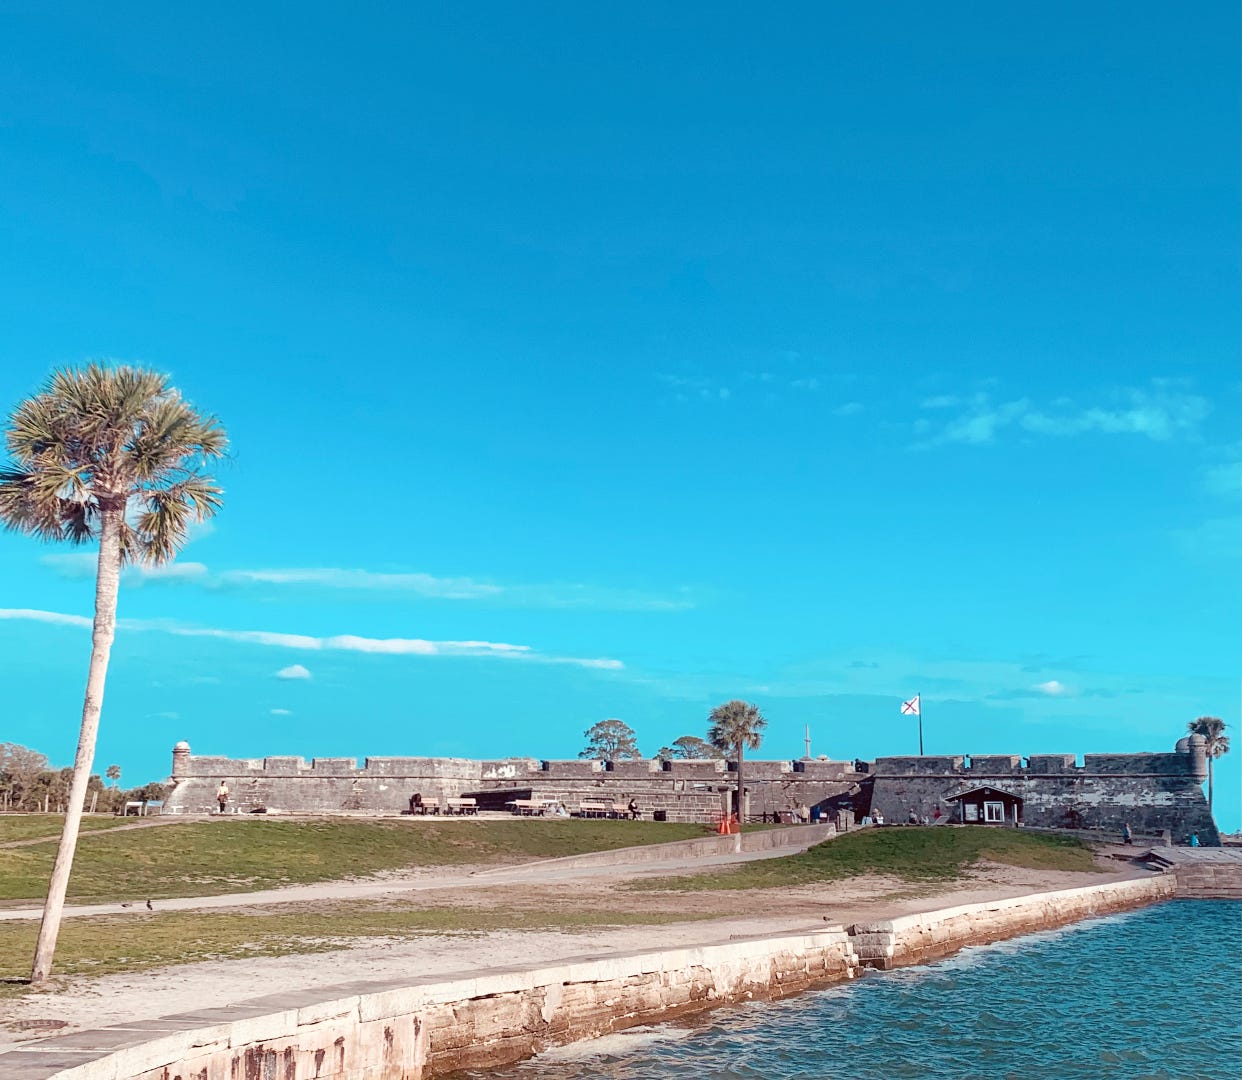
top-left (0, 850), bottom-right (1149, 1054)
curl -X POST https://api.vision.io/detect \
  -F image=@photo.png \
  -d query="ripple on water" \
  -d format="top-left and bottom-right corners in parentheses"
top-left (464, 900), bottom-right (1242, 1080)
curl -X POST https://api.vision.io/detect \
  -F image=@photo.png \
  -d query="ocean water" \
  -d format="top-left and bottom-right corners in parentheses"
top-left (469, 900), bottom-right (1241, 1080)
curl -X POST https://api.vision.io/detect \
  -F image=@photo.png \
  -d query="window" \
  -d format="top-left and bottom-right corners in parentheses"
top-left (984, 800), bottom-right (1005, 823)
top-left (963, 803), bottom-right (979, 822)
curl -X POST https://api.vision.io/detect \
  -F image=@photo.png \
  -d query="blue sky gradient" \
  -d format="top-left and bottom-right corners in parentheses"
top-left (1, 2), bottom-right (1238, 828)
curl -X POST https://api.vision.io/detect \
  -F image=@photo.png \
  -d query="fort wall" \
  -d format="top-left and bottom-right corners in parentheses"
top-left (163, 736), bottom-right (1217, 840)
top-left (867, 737), bottom-right (1217, 844)
top-left (164, 743), bottom-right (865, 823)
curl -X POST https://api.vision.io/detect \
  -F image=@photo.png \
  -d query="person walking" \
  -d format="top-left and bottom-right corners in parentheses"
top-left (1122, 822), bottom-right (1133, 845)
top-left (216, 781), bottom-right (229, 814)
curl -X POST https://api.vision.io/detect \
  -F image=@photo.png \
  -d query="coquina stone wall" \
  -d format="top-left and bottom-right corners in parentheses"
top-left (0, 928), bottom-right (861, 1080)
top-left (849, 875), bottom-right (1177, 969)
top-left (163, 744), bottom-right (866, 823)
top-left (867, 736), bottom-right (1218, 844)
top-left (163, 736), bottom-right (1219, 840)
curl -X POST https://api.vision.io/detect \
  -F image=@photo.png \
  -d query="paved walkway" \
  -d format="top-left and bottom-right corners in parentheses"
top-left (1139, 846), bottom-right (1242, 865)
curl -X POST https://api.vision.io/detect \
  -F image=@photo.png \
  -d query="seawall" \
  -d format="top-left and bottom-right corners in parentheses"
top-left (0, 876), bottom-right (1182, 1080)
top-left (0, 928), bottom-right (861, 1080)
top-left (1140, 848), bottom-right (1242, 899)
top-left (849, 875), bottom-right (1176, 970)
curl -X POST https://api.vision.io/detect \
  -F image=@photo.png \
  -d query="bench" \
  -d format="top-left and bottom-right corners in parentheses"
top-left (417, 798), bottom-right (440, 816)
top-left (577, 800), bottom-right (613, 819)
top-left (445, 797), bottom-right (478, 816)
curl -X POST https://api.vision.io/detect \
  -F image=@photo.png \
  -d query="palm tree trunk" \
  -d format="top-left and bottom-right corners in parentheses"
top-left (1207, 756), bottom-right (1213, 813)
top-left (30, 508), bottom-right (122, 983)
top-left (736, 742), bottom-right (745, 833)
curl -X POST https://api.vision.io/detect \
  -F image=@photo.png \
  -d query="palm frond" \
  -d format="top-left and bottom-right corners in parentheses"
top-left (2, 362), bottom-right (226, 561)
top-left (707, 699), bottom-right (768, 753)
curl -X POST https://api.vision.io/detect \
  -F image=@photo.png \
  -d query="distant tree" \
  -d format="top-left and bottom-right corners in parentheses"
top-left (129, 781), bottom-right (168, 807)
top-left (708, 700), bottom-right (767, 829)
top-left (579, 719), bottom-right (641, 761)
top-left (0, 743), bottom-right (51, 810)
top-left (105, 764), bottom-right (121, 787)
top-left (0, 363), bottom-right (226, 983)
top-left (667, 735), bottom-right (723, 760)
top-left (1188, 717), bottom-right (1230, 814)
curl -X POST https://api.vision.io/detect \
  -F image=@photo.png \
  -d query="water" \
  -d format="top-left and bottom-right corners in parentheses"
top-left (468, 900), bottom-right (1241, 1080)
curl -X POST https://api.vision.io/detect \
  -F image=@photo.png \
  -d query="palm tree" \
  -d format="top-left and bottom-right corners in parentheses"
top-left (1188, 716), bottom-right (1229, 814)
top-left (105, 764), bottom-right (121, 788)
top-left (707, 700), bottom-right (767, 830)
top-left (0, 364), bottom-right (225, 982)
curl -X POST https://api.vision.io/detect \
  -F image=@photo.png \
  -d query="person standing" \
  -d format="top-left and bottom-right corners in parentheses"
top-left (216, 781), bottom-right (229, 814)
top-left (1122, 822), bottom-right (1133, 845)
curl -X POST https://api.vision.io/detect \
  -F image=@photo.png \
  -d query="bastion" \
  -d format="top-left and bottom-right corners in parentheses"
top-left (867, 734), bottom-right (1218, 844)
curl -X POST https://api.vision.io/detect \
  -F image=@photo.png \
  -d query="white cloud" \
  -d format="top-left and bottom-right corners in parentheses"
top-left (833, 402), bottom-right (864, 416)
top-left (0, 607), bottom-right (92, 628)
top-left (916, 384), bottom-right (1209, 448)
top-left (1033, 680), bottom-right (1071, 697)
top-left (220, 567), bottom-right (504, 600)
top-left (270, 708), bottom-right (292, 716)
top-left (1172, 516), bottom-right (1242, 563)
top-left (38, 557), bottom-right (691, 612)
top-left (40, 553), bottom-right (211, 585)
top-left (0, 609), bottom-right (624, 672)
top-left (1202, 452), bottom-right (1240, 500)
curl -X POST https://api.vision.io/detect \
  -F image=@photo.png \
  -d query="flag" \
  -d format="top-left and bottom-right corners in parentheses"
top-left (901, 694), bottom-right (920, 716)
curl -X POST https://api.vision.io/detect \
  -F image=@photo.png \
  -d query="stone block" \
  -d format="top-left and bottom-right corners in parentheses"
top-left (225, 1009), bottom-right (299, 1048)
top-left (296, 995), bottom-right (361, 1026)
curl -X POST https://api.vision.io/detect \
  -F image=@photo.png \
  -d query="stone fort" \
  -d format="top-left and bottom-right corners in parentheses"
top-left (163, 734), bottom-right (1219, 844)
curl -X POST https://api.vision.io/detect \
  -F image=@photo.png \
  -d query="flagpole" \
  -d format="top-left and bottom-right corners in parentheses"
top-left (918, 692), bottom-right (924, 756)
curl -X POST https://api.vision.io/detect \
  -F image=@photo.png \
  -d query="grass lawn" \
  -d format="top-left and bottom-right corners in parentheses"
top-left (0, 900), bottom-right (723, 988)
top-left (0, 815), bottom-right (136, 844)
top-left (0, 818), bottom-right (713, 904)
top-left (632, 826), bottom-right (1103, 891)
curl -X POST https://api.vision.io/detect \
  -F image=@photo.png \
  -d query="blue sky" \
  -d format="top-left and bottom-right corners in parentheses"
top-left (1, 2), bottom-right (1238, 829)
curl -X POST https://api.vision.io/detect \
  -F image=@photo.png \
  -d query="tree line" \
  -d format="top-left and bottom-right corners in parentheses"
top-left (579, 701), bottom-right (767, 827)
top-left (0, 742), bottom-right (166, 814)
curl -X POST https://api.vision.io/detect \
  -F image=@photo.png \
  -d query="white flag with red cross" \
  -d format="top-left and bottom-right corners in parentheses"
top-left (900, 694), bottom-right (921, 716)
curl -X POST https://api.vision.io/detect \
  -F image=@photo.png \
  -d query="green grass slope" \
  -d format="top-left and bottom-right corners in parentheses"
top-left (634, 826), bottom-right (1103, 891)
top-left (0, 815), bottom-right (136, 844)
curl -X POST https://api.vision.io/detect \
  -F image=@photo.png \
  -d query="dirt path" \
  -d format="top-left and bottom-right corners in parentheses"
top-left (0, 842), bottom-right (825, 920)
top-left (0, 817), bottom-right (186, 850)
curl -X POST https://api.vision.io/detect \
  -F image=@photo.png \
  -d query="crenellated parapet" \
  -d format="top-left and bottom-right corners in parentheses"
top-left (161, 737), bottom-right (1216, 841)
top-left (869, 738), bottom-right (1218, 844)
top-left (162, 744), bottom-right (868, 822)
